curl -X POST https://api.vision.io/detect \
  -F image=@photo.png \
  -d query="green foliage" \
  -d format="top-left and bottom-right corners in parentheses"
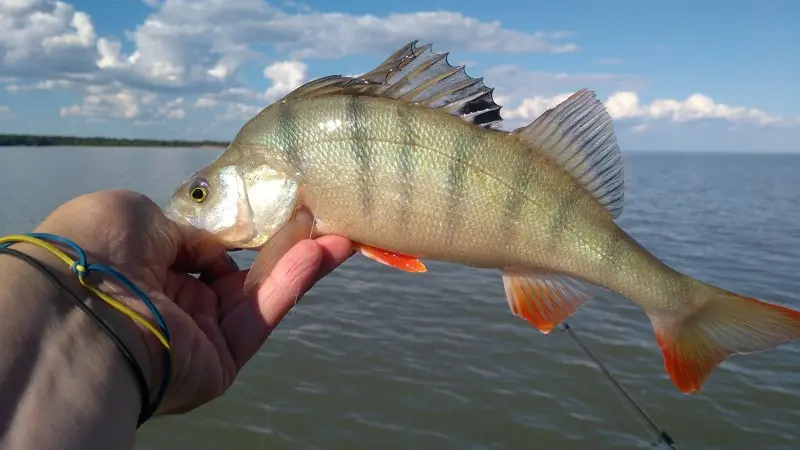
top-left (0, 133), bottom-right (230, 148)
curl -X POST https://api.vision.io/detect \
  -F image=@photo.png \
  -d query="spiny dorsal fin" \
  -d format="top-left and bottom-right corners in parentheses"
top-left (512, 88), bottom-right (624, 218)
top-left (278, 41), bottom-right (504, 129)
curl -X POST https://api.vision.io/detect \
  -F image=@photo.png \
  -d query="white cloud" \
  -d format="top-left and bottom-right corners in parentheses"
top-left (219, 102), bottom-right (263, 122)
top-left (605, 91), bottom-right (788, 126)
top-left (194, 97), bottom-right (217, 108)
top-left (1, 0), bottom-right (576, 95)
top-left (484, 65), bottom-right (645, 111)
top-left (192, 59), bottom-right (309, 121)
top-left (263, 60), bottom-right (307, 102)
top-left (60, 90), bottom-right (141, 119)
top-left (0, 0), bottom-right (580, 129)
top-left (5, 78), bottom-right (73, 92)
top-left (502, 93), bottom-right (573, 122)
top-left (501, 90), bottom-right (795, 130)
top-left (0, 105), bottom-right (12, 118)
top-left (260, 13), bottom-right (577, 59)
top-left (59, 86), bottom-right (186, 121)
top-left (0, 0), bottom-right (99, 75)
top-left (1, 0), bottom-right (793, 142)
top-left (96, 37), bottom-right (125, 69)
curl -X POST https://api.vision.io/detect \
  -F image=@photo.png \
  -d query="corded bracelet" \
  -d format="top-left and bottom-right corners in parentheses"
top-left (0, 233), bottom-right (173, 427)
top-left (0, 246), bottom-right (152, 423)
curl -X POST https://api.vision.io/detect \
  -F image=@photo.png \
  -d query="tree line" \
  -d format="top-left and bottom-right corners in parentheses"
top-left (0, 133), bottom-right (230, 148)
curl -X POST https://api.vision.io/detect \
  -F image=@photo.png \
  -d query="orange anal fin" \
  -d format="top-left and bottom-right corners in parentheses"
top-left (356, 243), bottom-right (427, 273)
top-left (501, 270), bottom-right (594, 334)
top-left (650, 287), bottom-right (800, 395)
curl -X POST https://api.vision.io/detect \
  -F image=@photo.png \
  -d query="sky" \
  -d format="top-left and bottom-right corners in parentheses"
top-left (0, 0), bottom-right (797, 152)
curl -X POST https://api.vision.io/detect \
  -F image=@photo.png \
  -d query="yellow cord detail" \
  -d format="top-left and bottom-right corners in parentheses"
top-left (0, 234), bottom-right (172, 353)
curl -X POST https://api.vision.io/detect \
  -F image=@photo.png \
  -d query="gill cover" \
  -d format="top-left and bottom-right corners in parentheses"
top-left (167, 160), bottom-right (300, 250)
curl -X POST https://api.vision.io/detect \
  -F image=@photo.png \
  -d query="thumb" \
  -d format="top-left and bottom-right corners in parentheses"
top-left (169, 222), bottom-right (232, 273)
top-left (220, 240), bottom-right (324, 369)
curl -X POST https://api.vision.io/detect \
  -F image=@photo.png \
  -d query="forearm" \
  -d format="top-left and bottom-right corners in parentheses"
top-left (0, 245), bottom-right (145, 450)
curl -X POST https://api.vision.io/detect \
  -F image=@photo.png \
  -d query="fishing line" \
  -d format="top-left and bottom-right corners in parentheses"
top-left (557, 322), bottom-right (681, 450)
top-left (285, 199), bottom-right (323, 341)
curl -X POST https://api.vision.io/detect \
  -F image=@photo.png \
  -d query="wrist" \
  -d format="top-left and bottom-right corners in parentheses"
top-left (14, 241), bottom-right (159, 386)
top-left (0, 246), bottom-right (143, 449)
top-left (28, 222), bottom-right (172, 394)
top-left (19, 224), bottom-right (171, 406)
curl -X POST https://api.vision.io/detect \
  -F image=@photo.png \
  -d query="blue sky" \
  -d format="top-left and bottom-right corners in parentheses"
top-left (0, 0), bottom-right (797, 151)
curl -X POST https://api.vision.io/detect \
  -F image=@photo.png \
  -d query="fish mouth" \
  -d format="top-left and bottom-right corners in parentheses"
top-left (161, 205), bottom-right (225, 252)
top-left (163, 205), bottom-right (200, 229)
top-left (161, 202), bottom-right (254, 252)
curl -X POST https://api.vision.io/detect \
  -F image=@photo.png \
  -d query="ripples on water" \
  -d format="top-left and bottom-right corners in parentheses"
top-left (2, 147), bottom-right (799, 449)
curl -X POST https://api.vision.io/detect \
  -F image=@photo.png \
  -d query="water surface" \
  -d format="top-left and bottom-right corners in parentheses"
top-left (2, 146), bottom-right (799, 450)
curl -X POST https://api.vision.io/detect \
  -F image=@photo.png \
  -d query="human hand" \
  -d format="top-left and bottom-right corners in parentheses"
top-left (32, 189), bottom-right (353, 415)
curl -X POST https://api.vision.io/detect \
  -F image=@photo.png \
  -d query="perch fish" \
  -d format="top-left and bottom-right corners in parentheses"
top-left (165, 41), bottom-right (800, 394)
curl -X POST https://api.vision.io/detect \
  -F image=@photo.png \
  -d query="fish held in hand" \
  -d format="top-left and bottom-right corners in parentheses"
top-left (165, 41), bottom-right (800, 394)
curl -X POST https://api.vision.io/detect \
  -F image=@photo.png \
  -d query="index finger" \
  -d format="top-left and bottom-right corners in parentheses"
top-left (217, 235), bottom-right (353, 369)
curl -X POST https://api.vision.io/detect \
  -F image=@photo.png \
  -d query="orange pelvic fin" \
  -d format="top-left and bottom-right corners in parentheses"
top-left (651, 284), bottom-right (800, 394)
top-left (355, 243), bottom-right (427, 273)
top-left (501, 270), bottom-right (594, 334)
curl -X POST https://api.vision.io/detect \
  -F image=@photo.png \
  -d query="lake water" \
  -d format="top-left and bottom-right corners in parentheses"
top-left (1, 146), bottom-right (799, 450)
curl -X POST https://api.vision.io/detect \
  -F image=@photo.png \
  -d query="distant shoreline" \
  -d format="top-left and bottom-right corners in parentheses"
top-left (1, 133), bottom-right (796, 154)
top-left (0, 133), bottom-right (230, 148)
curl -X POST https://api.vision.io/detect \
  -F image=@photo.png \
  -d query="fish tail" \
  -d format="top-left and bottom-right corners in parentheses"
top-left (649, 278), bottom-right (800, 394)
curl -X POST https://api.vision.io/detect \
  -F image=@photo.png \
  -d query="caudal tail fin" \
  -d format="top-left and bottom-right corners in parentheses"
top-left (650, 281), bottom-right (800, 394)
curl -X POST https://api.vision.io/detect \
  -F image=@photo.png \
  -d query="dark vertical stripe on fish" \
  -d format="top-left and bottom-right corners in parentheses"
top-left (276, 102), bottom-right (302, 173)
top-left (602, 228), bottom-right (625, 271)
top-left (444, 129), bottom-right (472, 239)
top-left (547, 195), bottom-right (574, 245)
top-left (347, 96), bottom-right (373, 218)
top-left (503, 150), bottom-right (532, 245)
top-left (395, 102), bottom-right (416, 238)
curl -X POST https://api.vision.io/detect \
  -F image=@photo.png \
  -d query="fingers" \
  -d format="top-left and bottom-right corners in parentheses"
top-left (214, 236), bottom-right (353, 318)
top-left (198, 252), bottom-right (240, 285)
top-left (219, 240), bottom-right (324, 369)
top-left (312, 235), bottom-right (355, 284)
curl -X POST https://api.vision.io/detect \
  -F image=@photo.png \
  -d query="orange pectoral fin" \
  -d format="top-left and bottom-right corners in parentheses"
top-left (355, 243), bottom-right (427, 273)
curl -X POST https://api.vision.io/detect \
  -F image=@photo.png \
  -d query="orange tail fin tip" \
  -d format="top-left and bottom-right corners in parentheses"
top-left (651, 289), bottom-right (800, 394)
top-left (356, 243), bottom-right (427, 273)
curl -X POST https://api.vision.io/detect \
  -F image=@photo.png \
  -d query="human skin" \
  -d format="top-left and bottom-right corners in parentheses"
top-left (0, 190), bottom-right (353, 450)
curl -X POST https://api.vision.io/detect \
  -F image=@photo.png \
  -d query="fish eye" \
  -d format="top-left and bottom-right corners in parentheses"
top-left (188, 178), bottom-right (209, 203)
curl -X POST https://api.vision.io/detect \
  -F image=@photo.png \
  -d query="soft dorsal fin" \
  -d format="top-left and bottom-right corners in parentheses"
top-left (512, 89), bottom-right (624, 218)
top-left (278, 41), bottom-right (504, 129)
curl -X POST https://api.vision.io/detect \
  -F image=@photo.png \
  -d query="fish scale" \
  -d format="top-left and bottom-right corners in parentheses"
top-left (167, 40), bottom-right (800, 397)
